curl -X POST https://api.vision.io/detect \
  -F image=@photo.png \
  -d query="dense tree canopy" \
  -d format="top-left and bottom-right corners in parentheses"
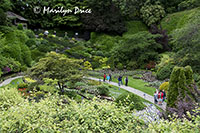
top-left (30, 52), bottom-right (83, 92)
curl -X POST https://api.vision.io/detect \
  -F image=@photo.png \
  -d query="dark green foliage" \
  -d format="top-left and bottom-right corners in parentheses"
top-left (97, 85), bottom-right (110, 96)
top-left (25, 30), bottom-right (35, 38)
top-left (64, 91), bottom-right (77, 99)
top-left (25, 39), bottom-right (37, 48)
top-left (0, 0), bottom-right (12, 11)
top-left (127, 61), bottom-right (138, 70)
top-left (82, 0), bottom-right (126, 35)
top-left (112, 31), bottom-right (162, 69)
top-left (115, 93), bottom-right (146, 111)
top-left (116, 63), bottom-right (123, 70)
top-left (0, 9), bottom-right (7, 26)
top-left (170, 13), bottom-right (200, 73)
top-left (178, 0), bottom-right (200, 11)
top-left (156, 63), bottom-right (174, 80)
top-left (160, 0), bottom-right (183, 13)
top-left (167, 66), bottom-right (181, 108)
top-left (30, 49), bottom-right (45, 61)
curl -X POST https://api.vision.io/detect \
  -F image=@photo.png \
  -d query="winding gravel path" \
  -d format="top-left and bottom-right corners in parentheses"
top-left (0, 76), bottom-right (23, 87)
top-left (87, 77), bottom-right (166, 110)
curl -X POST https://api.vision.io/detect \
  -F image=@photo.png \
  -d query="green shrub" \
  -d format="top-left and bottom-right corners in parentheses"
top-left (64, 90), bottom-right (77, 99)
top-left (127, 61), bottom-right (138, 70)
top-left (167, 66), bottom-right (195, 108)
top-left (38, 85), bottom-right (56, 93)
top-left (18, 83), bottom-right (28, 89)
top-left (25, 39), bottom-right (37, 47)
top-left (17, 24), bottom-right (23, 30)
top-left (159, 82), bottom-right (169, 92)
top-left (27, 82), bottom-right (38, 92)
top-left (25, 30), bottom-right (35, 38)
top-left (117, 63), bottom-right (123, 70)
top-left (178, 0), bottom-right (200, 11)
top-left (74, 82), bottom-right (87, 88)
top-left (156, 63), bottom-right (174, 80)
top-left (115, 93), bottom-right (146, 111)
top-left (97, 84), bottom-right (110, 96)
top-left (0, 87), bottom-right (24, 110)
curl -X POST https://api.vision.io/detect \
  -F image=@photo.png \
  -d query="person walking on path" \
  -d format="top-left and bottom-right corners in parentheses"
top-left (109, 74), bottom-right (112, 82)
top-left (162, 90), bottom-right (166, 102)
top-left (118, 76), bottom-right (123, 86)
top-left (154, 91), bottom-right (158, 104)
top-left (118, 76), bottom-right (121, 86)
top-left (125, 77), bottom-right (128, 86)
top-left (106, 75), bottom-right (110, 82)
top-left (103, 73), bottom-right (106, 82)
top-left (157, 90), bottom-right (164, 105)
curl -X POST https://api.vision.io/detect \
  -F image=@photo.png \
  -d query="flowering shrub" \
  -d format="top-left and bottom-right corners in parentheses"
top-left (3, 66), bottom-right (11, 73)
top-left (159, 82), bottom-right (169, 91)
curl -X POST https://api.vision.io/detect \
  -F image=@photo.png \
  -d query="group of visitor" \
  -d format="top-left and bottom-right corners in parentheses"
top-left (103, 73), bottom-right (112, 82)
top-left (118, 76), bottom-right (128, 86)
top-left (103, 74), bottom-right (129, 86)
top-left (154, 89), bottom-right (166, 105)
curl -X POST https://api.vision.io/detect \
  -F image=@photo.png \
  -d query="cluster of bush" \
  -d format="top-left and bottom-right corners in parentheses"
top-left (0, 87), bottom-right (199, 132)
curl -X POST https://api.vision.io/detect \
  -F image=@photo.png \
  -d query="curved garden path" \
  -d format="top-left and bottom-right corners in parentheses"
top-left (87, 77), bottom-right (166, 110)
top-left (0, 76), bottom-right (166, 110)
top-left (0, 76), bottom-right (23, 87)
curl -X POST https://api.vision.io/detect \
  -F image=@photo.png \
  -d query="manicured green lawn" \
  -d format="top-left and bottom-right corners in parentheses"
top-left (112, 76), bottom-right (156, 96)
top-left (0, 78), bottom-right (23, 88)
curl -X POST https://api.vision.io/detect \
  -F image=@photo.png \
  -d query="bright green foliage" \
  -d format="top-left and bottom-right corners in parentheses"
top-left (167, 66), bottom-right (195, 108)
top-left (123, 21), bottom-right (148, 37)
top-left (0, 88), bottom-right (199, 132)
top-left (0, 87), bottom-right (24, 110)
top-left (0, 30), bottom-right (32, 67)
top-left (140, 0), bottom-right (166, 26)
top-left (146, 112), bottom-right (200, 132)
top-left (18, 83), bottom-right (28, 89)
top-left (83, 61), bottom-right (93, 70)
top-left (17, 24), bottom-right (23, 30)
top-left (30, 52), bottom-right (83, 92)
top-left (0, 94), bottom-right (147, 132)
top-left (159, 82), bottom-right (169, 91)
top-left (115, 93), bottom-right (146, 111)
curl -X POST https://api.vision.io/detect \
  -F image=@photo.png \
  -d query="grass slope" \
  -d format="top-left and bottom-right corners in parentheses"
top-left (161, 7), bottom-right (200, 34)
